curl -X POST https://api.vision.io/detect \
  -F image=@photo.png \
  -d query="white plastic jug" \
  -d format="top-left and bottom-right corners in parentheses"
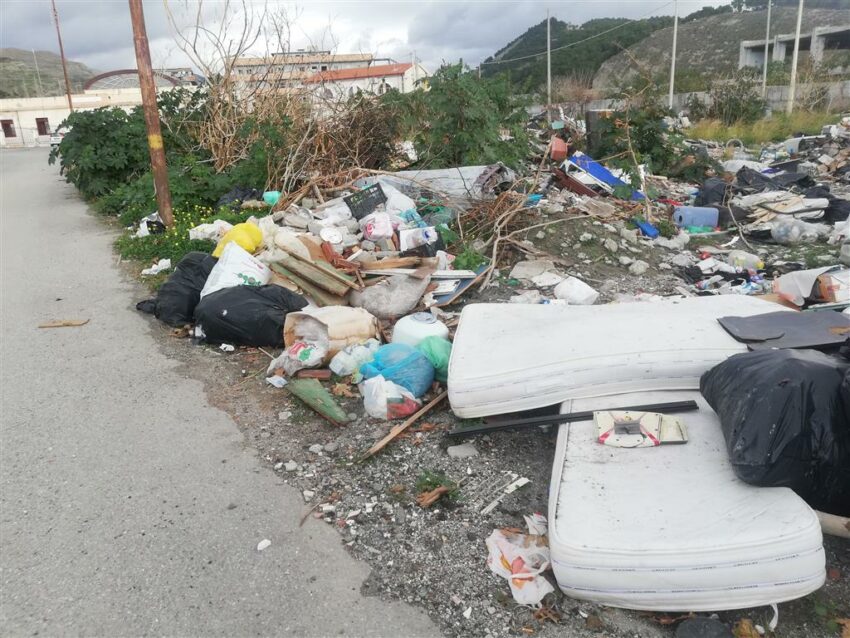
top-left (391, 312), bottom-right (449, 347)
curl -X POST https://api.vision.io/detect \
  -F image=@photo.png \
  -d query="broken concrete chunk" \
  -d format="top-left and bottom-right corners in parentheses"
top-left (530, 271), bottom-right (564, 287)
top-left (618, 256), bottom-right (633, 266)
top-left (629, 260), bottom-right (650, 275)
top-left (284, 461), bottom-right (299, 472)
top-left (579, 233), bottom-right (593, 243)
top-left (509, 290), bottom-right (544, 304)
top-left (553, 277), bottom-right (599, 305)
top-left (447, 442), bottom-right (479, 458)
top-left (308, 444), bottom-right (323, 454)
top-left (603, 238), bottom-right (618, 253)
top-left (508, 260), bottom-right (555, 281)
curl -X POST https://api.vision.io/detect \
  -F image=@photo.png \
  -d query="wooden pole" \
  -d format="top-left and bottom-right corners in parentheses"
top-left (128, 0), bottom-right (174, 227)
top-left (50, 0), bottom-right (73, 111)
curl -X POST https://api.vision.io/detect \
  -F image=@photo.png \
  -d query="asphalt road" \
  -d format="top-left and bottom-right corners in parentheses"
top-left (0, 148), bottom-right (438, 637)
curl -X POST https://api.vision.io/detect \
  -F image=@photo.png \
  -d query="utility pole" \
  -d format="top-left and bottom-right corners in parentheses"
top-left (546, 9), bottom-right (552, 122)
top-left (761, 0), bottom-right (772, 97)
top-left (50, 0), bottom-right (73, 111)
top-left (786, 0), bottom-right (804, 114)
top-left (32, 49), bottom-right (44, 97)
top-left (128, 0), bottom-right (174, 227)
top-left (668, 0), bottom-right (678, 110)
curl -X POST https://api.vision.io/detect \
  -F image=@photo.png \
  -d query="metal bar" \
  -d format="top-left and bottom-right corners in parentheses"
top-left (128, 0), bottom-right (174, 227)
top-left (446, 400), bottom-right (699, 439)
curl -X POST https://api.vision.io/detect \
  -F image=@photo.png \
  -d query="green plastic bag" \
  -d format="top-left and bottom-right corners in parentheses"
top-left (416, 336), bottom-right (452, 383)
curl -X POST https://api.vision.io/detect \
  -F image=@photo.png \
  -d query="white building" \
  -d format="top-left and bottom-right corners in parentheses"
top-left (1, 69), bottom-right (186, 148)
top-left (302, 62), bottom-right (429, 100)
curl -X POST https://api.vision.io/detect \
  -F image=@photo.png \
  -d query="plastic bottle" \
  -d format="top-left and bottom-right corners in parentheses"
top-left (726, 250), bottom-right (764, 270)
top-left (673, 206), bottom-right (719, 228)
top-left (391, 312), bottom-right (449, 347)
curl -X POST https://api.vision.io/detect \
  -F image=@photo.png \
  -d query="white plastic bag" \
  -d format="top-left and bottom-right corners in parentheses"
top-left (200, 242), bottom-right (271, 298)
top-left (485, 515), bottom-right (554, 606)
top-left (553, 276), bottom-right (599, 305)
top-left (329, 339), bottom-right (381, 378)
top-left (267, 340), bottom-right (327, 377)
top-left (188, 219), bottom-right (233, 241)
top-left (359, 375), bottom-right (420, 420)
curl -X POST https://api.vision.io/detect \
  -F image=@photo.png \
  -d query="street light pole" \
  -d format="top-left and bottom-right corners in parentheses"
top-left (668, 0), bottom-right (678, 110)
top-left (761, 0), bottom-right (772, 97)
top-left (546, 9), bottom-right (552, 122)
top-left (786, 0), bottom-right (804, 114)
top-left (128, 0), bottom-right (174, 228)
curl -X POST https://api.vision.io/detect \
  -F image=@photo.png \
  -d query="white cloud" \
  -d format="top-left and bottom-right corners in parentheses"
top-left (1, 0), bottom-right (728, 74)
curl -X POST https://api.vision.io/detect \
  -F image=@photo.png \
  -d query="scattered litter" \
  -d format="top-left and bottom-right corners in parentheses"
top-left (256, 539), bottom-right (271, 551)
top-left (38, 319), bottom-right (89, 328)
top-left (485, 513), bottom-right (554, 605)
top-left (141, 258), bottom-right (171, 276)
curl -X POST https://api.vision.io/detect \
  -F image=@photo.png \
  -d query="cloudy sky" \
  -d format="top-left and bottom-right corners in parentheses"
top-left (1, 0), bottom-right (726, 74)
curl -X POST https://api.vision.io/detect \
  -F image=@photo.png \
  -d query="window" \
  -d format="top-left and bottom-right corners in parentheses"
top-left (321, 65), bottom-right (328, 71)
top-left (1, 119), bottom-right (15, 138)
top-left (36, 118), bottom-right (50, 136)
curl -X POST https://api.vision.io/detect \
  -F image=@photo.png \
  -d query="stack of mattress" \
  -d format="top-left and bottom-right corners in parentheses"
top-left (447, 296), bottom-right (825, 610)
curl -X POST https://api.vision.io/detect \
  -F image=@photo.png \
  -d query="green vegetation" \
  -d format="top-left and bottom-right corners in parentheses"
top-left (688, 111), bottom-right (838, 145)
top-left (415, 470), bottom-right (459, 500)
top-left (391, 64), bottom-right (531, 169)
top-left (484, 17), bottom-right (673, 91)
top-left (0, 48), bottom-right (93, 98)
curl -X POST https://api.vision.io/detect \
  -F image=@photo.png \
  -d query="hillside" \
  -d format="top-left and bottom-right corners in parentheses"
top-left (0, 48), bottom-right (94, 98)
top-left (482, 16), bottom-right (674, 89)
top-left (593, 7), bottom-right (850, 90)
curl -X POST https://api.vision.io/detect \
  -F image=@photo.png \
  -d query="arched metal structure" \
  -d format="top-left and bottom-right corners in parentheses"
top-left (83, 69), bottom-right (179, 91)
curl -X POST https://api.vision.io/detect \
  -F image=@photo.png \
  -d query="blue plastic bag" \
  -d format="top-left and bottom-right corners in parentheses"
top-left (360, 343), bottom-right (435, 398)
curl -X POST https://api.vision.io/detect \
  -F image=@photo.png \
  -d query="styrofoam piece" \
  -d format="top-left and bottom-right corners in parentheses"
top-left (549, 390), bottom-right (825, 611)
top-left (447, 296), bottom-right (785, 418)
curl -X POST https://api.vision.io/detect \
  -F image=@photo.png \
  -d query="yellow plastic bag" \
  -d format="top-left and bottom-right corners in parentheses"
top-left (212, 222), bottom-right (263, 258)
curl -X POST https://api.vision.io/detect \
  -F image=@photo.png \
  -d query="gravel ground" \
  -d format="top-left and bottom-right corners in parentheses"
top-left (128, 217), bottom-right (850, 638)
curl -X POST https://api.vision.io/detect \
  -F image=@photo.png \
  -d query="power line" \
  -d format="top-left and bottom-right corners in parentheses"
top-left (480, 1), bottom-right (676, 66)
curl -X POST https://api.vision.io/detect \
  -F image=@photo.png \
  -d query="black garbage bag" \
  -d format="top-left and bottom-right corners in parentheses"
top-left (694, 178), bottom-right (731, 207)
top-left (700, 349), bottom-right (850, 516)
top-left (805, 185), bottom-right (850, 223)
top-left (135, 252), bottom-right (217, 326)
top-left (217, 186), bottom-right (262, 211)
top-left (193, 284), bottom-right (307, 347)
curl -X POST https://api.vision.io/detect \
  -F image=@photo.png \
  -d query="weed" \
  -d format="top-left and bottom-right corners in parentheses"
top-left (415, 470), bottom-right (459, 499)
top-left (688, 111), bottom-right (838, 145)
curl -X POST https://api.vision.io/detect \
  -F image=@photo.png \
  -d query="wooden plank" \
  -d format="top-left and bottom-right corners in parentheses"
top-left (358, 257), bottom-right (422, 270)
top-left (273, 253), bottom-right (351, 297)
top-left (360, 390), bottom-right (447, 461)
top-left (284, 249), bottom-right (362, 291)
top-left (38, 319), bottom-right (89, 328)
top-left (362, 268), bottom-right (477, 279)
top-left (269, 263), bottom-right (347, 307)
top-left (287, 378), bottom-right (350, 426)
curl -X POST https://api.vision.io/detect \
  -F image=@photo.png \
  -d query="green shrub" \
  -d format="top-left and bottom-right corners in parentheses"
top-left (707, 71), bottom-right (767, 125)
top-left (49, 107), bottom-right (150, 199)
top-left (398, 63), bottom-right (531, 169)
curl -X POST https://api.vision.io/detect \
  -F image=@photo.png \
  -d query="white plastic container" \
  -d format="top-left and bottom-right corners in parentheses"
top-left (391, 312), bottom-right (449, 347)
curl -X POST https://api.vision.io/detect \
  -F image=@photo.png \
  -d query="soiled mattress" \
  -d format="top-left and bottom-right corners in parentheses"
top-left (549, 390), bottom-right (825, 611)
top-left (447, 295), bottom-right (783, 418)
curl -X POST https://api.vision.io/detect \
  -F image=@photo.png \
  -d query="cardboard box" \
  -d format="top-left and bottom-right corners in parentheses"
top-left (816, 269), bottom-right (850, 303)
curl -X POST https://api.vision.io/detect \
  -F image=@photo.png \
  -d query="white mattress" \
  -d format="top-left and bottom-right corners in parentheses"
top-left (549, 391), bottom-right (825, 611)
top-left (447, 296), bottom-right (783, 418)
